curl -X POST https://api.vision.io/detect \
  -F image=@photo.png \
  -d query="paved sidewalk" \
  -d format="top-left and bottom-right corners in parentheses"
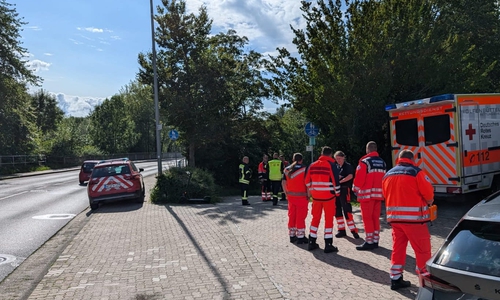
top-left (3, 175), bottom-right (474, 300)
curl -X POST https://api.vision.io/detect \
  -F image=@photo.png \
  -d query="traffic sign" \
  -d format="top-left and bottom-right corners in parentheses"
top-left (168, 129), bottom-right (179, 141)
top-left (309, 137), bottom-right (316, 146)
top-left (305, 122), bottom-right (319, 137)
top-left (306, 145), bottom-right (313, 151)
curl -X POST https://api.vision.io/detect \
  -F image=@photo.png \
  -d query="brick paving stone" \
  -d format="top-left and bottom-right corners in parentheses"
top-left (0, 173), bottom-right (477, 299)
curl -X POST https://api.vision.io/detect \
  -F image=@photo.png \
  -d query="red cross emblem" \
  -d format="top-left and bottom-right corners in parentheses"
top-left (465, 123), bottom-right (476, 140)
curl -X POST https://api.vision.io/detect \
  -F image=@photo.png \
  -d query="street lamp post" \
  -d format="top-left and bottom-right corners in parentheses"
top-left (150, 0), bottom-right (162, 175)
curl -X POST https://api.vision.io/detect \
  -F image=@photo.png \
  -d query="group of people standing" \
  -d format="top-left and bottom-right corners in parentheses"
top-left (238, 141), bottom-right (435, 290)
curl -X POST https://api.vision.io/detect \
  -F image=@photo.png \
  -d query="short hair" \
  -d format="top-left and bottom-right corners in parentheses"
top-left (399, 149), bottom-right (414, 160)
top-left (321, 146), bottom-right (333, 156)
top-left (242, 156), bottom-right (249, 162)
top-left (273, 152), bottom-right (279, 159)
top-left (334, 151), bottom-right (345, 157)
top-left (292, 153), bottom-right (303, 162)
top-left (366, 141), bottom-right (377, 152)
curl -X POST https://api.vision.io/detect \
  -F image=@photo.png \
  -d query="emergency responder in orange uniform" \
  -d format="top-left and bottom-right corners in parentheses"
top-left (268, 153), bottom-right (283, 206)
top-left (238, 156), bottom-right (252, 206)
top-left (333, 151), bottom-right (359, 239)
top-left (258, 154), bottom-right (271, 201)
top-left (304, 146), bottom-right (341, 253)
top-left (353, 141), bottom-right (386, 250)
top-left (382, 149), bottom-right (434, 290)
top-left (282, 153), bottom-right (309, 244)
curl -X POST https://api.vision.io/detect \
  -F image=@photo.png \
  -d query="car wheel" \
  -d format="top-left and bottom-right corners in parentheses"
top-left (491, 176), bottom-right (500, 194)
top-left (90, 202), bottom-right (99, 210)
top-left (136, 189), bottom-right (145, 203)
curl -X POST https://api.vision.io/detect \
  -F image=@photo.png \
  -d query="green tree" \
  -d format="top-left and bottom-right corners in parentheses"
top-left (89, 95), bottom-right (139, 154)
top-left (138, 0), bottom-right (270, 167)
top-left (30, 89), bottom-right (64, 133)
top-left (0, 0), bottom-right (41, 154)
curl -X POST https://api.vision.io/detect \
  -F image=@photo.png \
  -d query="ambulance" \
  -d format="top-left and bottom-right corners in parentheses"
top-left (385, 94), bottom-right (500, 198)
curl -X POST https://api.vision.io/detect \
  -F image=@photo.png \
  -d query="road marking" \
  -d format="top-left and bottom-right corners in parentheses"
top-left (32, 214), bottom-right (76, 220)
top-left (0, 191), bottom-right (28, 201)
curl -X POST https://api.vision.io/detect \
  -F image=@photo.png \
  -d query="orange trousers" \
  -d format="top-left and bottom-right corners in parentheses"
top-left (390, 223), bottom-right (431, 280)
top-left (360, 200), bottom-right (382, 243)
top-left (309, 200), bottom-right (335, 239)
top-left (287, 196), bottom-right (309, 238)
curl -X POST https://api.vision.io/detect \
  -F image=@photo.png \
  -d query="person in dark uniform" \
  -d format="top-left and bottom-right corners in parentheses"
top-left (239, 156), bottom-right (252, 205)
top-left (333, 151), bottom-right (360, 239)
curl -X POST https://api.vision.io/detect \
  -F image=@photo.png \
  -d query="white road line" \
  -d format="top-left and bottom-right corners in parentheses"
top-left (0, 191), bottom-right (29, 201)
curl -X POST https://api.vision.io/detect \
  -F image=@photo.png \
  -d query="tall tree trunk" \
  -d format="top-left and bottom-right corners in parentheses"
top-left (189, 141), bottom-right (196, 167)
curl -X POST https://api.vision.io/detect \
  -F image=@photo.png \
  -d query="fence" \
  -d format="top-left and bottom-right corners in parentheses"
top-left (0, 152), bottom-right (183, 169)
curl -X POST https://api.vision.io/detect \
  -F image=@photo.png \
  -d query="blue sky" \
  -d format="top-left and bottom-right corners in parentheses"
top-left (12, 0), bottom-right (305, 117)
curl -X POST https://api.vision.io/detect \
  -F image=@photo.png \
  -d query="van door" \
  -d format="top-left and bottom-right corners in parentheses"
top-left (460, 102), bottom-right (482, 184)
top-left (421, 105), bottom-right (459, 185)
top-left (391, 115), bottom-right (421, 166)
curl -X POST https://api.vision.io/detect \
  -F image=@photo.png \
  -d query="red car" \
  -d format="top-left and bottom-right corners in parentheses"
top-left (87, 158), bottom-right (145, 210)
top-left (79, 160), bottom-right (100, 184)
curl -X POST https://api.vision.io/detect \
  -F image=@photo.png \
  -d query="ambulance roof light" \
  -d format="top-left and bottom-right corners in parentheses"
top-left (385, 104), bottom-right (397, 111)
top-left (429, 94), bottom-right (454, 103)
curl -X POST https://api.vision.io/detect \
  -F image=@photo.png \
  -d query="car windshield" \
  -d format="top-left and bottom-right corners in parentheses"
top-left (82, 163), bottom-right (96, 172)
top-left (434, 220), bottom-right (500, 277)
top-left (91, 165), bottom-right (128, 178)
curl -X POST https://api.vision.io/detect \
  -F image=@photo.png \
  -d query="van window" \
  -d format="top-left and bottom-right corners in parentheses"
top-left (424, 114), bottom-right (450, 145)
top-left (395, 119), bottom-right (418, 146)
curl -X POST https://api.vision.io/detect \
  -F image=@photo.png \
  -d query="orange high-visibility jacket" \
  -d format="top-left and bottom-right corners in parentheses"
top-left (352, 152), bottom-right (386, 201)
top-left (304, 156), bottom-right (340, 201)
top-left (258, 161), bottom-right (268, 180)
top-left (284, 163), bottom-right (308, 198)
top-left (382, 158), bottom-right (434, 223)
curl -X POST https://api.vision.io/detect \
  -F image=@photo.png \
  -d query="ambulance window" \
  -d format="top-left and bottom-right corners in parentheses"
top-left (424, 114), bottom-right (450, 145)
top-left (395, 119), bottom-right (418, 146)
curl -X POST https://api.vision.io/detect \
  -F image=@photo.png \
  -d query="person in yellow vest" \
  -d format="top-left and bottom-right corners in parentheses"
top-left (238, 156), bottom-right (252, 206)
top-left (268, 152), bottom-right (284, 206)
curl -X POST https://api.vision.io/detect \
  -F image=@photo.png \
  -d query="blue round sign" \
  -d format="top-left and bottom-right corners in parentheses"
top-left (304, 122), bottom-right (319, 137)
top-left (168, 129), bottom-right (179, 140)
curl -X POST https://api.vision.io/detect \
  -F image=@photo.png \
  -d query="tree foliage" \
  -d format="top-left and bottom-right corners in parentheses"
top-left (268, 0), bottom-right (500, 162)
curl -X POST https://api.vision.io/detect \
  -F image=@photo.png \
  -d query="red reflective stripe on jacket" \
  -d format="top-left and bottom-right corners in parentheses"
top-left (353, 152), bottom-right (386, 201)
top-left (382, 158), bottom-right (434, 223)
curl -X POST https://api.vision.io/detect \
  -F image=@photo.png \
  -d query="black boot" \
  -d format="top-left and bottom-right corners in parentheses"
top-left (351, 231), bottom-right (360, 239)
top-left (373, 242), bottom-right (379, 248)
top-left (335, 230), bottom-right (347, 238)
top-left (356, 242), bottom-right (376, 251)
top-left (242, 200), bottom-right (250, 206)
top-left (289, 236), bottom-right (297, 243)
top-left (324, 238), bottom-right (338, 253)
top-left (272, 197), bottom-right (278, 206)
top-left (391, 276), bottom-right (411, 290)
top-left (308, 236), bottom-right (319, 251)
top-left (296, 237), bottom-right (309, 244)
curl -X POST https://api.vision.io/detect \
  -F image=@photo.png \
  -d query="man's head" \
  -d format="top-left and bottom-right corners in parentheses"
top-left (242, 156), bottom-right (249, 164)
top-left (262, 154), bottom-right (268, 162)
top-left (279, 155), bottom-right (285, 161)
top-left (321, 146), bottom-right (333, 157)
top-left (273, 152), bottom-right (279, 159)
top-left (292, 153), bottom-right (303, 163)
top-left (398, 149), bottom-right (414, 160)
top-left (366, 141), bottom-right (377, 154)
top-left (334, 150), bottom-right (345, 164)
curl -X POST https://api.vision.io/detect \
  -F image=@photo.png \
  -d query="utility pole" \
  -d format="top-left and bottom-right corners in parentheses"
top-left (150, 0), bottom-right (162, 175)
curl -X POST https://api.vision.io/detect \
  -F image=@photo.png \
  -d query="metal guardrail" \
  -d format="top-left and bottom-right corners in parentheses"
top-left (0, 152), bottom-right (183, 168)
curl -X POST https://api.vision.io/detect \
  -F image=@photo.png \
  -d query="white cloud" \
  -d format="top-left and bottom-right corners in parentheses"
top-left (77, 26), bottom-right (104, 33)
top-left (27, 59), bottom-right (51, 72)
top-left (53, 93), bottom-right (106, 117)
top-left (27, 25), bottom-right (42, 31)
top-left (44, 53), bottom-right (53, 56)
top-left (69, 38), bottom-right (83, 45)
top-left (110, 35), bottom-right (121, 40)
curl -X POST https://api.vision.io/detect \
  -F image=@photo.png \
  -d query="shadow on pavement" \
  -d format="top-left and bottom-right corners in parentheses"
top-left (87, 200), bottom-right (144, 214)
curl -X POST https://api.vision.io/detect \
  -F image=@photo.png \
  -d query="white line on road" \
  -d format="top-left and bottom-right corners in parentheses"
top-left (0, 191), bottom-right (28, 201)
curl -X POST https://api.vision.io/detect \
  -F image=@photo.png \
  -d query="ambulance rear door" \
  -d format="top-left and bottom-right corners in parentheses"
top-left (458, 95), bottom-right (500, 191)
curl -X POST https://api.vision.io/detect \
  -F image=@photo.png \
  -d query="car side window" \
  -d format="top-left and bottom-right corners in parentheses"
top-left (130, 162), bottom-right (138, 172)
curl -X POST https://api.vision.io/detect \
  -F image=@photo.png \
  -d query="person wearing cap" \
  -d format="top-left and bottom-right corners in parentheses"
top-left (382, 149), bottom-right (434, 290)
top-left (333, 151), bottom-right (359, 239)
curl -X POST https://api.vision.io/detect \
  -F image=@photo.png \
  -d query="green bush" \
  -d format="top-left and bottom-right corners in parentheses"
top-left (150, 167), bottom-right (219, 204)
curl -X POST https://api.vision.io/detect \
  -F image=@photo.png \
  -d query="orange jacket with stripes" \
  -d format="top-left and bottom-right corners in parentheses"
top-left (382, 158), bottom-right (434, 223)
top-left (304, 156), bottom-right (340, 201)
top-left (283, 163), bottom-right (308, 200)
top-left (352, 152), bottom-right (386, 201)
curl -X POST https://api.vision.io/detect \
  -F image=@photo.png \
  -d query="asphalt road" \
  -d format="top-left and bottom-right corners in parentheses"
top-left (0, 159), bottom-right (177, 283)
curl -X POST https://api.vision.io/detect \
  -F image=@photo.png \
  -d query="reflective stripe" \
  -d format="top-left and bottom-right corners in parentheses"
top-left (387, 213), bottom-right (430, 220)
top-left (368, 169), bottom-right (386, 173)
top-left (309, 187), bottom-right (334, 191)
top-left (290, 168), bottom-right (306, 179)
top-left (387, 206), bottom-right (421, 212)
top-left (287, 191), bottom-right (307, 197)
top-left (239, 179), bottom-right (249, 184)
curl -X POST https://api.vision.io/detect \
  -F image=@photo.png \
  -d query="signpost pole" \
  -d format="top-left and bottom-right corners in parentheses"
top-left (150, 0), bottom-right (162, 175)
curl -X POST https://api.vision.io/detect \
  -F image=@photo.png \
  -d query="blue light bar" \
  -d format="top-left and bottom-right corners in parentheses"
top-left (429, 94), bottom-right (454, 103)
top-left (385, 94), bottom-right (455, 111)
